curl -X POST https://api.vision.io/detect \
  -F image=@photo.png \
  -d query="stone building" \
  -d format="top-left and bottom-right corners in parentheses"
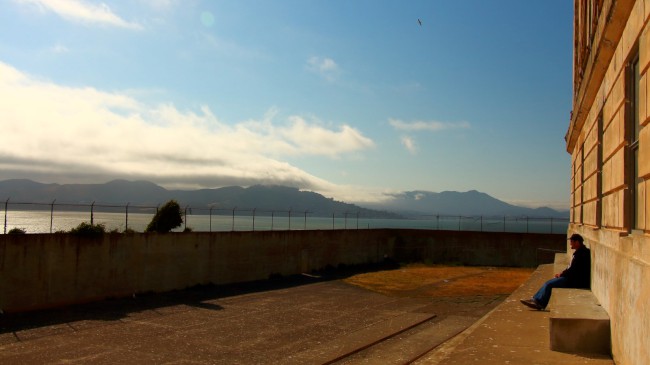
top-left (567, 0), bottom-right (649, 363)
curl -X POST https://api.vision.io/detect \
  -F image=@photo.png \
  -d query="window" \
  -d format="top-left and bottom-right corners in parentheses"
top-left (597, 112), bottom-right (603, 227)
top-left (581, 145), bottom-right (585, 224)
top-left (626, 53), bottom-right (641, 230)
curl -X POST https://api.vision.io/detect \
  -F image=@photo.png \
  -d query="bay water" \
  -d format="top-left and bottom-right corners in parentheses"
top-left (3, 210), bottom-right (568, 234)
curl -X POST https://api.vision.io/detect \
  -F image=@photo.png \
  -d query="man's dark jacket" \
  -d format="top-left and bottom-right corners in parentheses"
top-left (560, 245), bottom-right (591, 289)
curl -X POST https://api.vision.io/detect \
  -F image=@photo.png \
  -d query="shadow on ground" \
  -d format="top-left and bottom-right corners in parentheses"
top-left (0, 260), bottom-right (400, 335)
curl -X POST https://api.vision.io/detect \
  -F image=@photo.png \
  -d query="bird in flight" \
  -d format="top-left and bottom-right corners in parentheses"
top-left (418, 18), bottom-right (422, 26)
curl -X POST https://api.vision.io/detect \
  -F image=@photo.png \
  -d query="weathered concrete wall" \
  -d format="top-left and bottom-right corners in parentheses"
top-left (567, 0), bottom-right (650, 363)
top-left (0, 229), bottom-right (564, 313)
top-left (389, 230), bottom-right (562, 267)
top-left (570, 225), bottom-right (650, 364)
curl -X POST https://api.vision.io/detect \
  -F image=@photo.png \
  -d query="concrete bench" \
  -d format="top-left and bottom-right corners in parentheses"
top-left (548, 288), bottom-right (611, 355)
top-left (548, 253), bottom-right (610, 355)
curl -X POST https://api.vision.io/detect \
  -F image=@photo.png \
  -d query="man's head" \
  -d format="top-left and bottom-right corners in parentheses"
top-left (568, 233), bottom-right (584, 250)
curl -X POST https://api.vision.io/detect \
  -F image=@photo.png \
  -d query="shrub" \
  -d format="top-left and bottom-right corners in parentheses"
top-left (8, 227), bottom-right (26, 234)
top-left (145, 200), bottom-right (183, 233)
top-left (108, 227), bottom-right (136, 234)
top-left (69, 222), bottom-right (106, 236)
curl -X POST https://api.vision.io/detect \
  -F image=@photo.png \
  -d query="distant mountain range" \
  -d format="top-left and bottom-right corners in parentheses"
top-left (0, 179), bottom-right (568, 218)
top-left (0, 179), bottom-right (399, 218)
top-left (366, 190), bottom-right (569, 218)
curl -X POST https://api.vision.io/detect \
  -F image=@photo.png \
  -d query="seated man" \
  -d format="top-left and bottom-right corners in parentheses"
top-left (520, 233), bottom-right (591, 310)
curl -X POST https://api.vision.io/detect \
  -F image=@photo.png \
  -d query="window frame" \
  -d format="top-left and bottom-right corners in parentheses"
top-left (625, 51), bottom-right (641, 231)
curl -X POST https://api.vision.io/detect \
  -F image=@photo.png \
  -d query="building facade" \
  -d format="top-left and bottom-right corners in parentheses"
top-left (567, 0), bottom-right (649, 364)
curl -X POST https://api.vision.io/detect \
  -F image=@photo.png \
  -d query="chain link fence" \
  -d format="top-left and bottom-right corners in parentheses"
top-left (2, 199), bottom-right (569, 234)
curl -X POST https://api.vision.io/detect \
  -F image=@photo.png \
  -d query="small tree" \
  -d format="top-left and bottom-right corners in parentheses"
top-left (146, 200), bottom-right (183, 233)
top-left (69, 222), bottom-right (106, 236)
top-left (8, 227), bottom-right (26, 234)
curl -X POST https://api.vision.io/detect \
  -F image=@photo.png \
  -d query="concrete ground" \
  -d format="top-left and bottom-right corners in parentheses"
top-left (0, 265), bottom-right (615, 364)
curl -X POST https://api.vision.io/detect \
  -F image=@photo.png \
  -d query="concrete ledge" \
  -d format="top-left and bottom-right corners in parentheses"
top-left (554, 252), bottom-right (569, 272)
top-left (549, 288), bottom-right (611, 355)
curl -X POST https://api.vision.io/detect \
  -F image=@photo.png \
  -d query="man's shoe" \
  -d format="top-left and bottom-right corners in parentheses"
top-left (520, 299), bottom-right (542, 310)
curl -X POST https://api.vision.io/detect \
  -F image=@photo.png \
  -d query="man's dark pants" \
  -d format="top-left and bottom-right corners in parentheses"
top-left (533, 276), bottom-right (571, 309)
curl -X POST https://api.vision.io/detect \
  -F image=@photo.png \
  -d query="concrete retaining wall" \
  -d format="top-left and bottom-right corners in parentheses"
top-left (0, 229), bottom-right (565, 313)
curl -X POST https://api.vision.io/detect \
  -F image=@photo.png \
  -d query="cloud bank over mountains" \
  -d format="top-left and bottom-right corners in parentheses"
top-left (0, 61), bottom-right (378, 202)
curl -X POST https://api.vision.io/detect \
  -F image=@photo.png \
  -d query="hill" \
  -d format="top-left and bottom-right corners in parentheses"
top-left (0, 179), bottom-right (399, 218)
top-left (0, 180), bottom-right (568, 218)
top-left (364, 190), bottom-right (569, 218)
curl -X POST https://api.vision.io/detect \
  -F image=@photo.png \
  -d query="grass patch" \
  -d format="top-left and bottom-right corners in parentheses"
top-left (343, 263), bottom-right (534, 298)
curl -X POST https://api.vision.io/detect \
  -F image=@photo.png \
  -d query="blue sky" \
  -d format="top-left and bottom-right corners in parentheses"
top-left (0, 0), bottom-right (573, 209)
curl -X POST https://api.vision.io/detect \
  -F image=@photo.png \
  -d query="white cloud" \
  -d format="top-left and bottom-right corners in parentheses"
top-left (0, 61), bottom-right (377, 201)
top-left (400, 136), bottom-right (418, 155)
top-left (279, 116), bottom-right (374, 157)
top-left (307, 56), bottom-right (340, 81)
top-left (50, 43), bottom-right (69, 53)
top-left (390, 118), bottom-right (468, 154)
top-left (16, 0), bottom-right (143, 29)
top-left (389, 118), bottom-right (470, 132)
top-left (504, 199), bottom-right (569, 210)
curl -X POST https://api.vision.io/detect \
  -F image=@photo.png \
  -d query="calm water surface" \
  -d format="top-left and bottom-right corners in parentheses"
top-left (3, 210), bottom-right (568, 234)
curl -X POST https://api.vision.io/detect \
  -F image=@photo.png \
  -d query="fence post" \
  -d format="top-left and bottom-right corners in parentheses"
top-left (231, 207), bottom-right (236, 231)
top-left (550, 218), bottom-right (554, 234)
top-left (526, 216), bottom-right (529, 233)
top-left (503, 216), bottom-right (506, 232)
top-left (271, 211), bottom-right (274, 231)
top-left (3, 198), bottom-right (8, 234)
top-left (252, 208), bottom-right (256, 231)
top-left (458, 216), bottom-right (461, 231)
top-left (90, 201), bottom-right (95, 225)
top-left (480, 216), bottom-right (483, 232)
top-left (344, 211), bottom-right (348, 230)
top-left (50, 199), bottom-right (56, 233)
top-left (154, 204), bottom-right (159, 232)
top-left (356, 211), bottom-right (359, 230)
top-left (288, 209), bottom-right (292, 230)
top-left (332, 212), bottom-right (335, 230)
top-left (125, 203), bottom-right (129, 231)
top-left (184, 206), bottom-right (188, 231)
top-left (304, 210), bottom-right (307, 230)
top-left (209, 206), bottom-right (213, 232)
